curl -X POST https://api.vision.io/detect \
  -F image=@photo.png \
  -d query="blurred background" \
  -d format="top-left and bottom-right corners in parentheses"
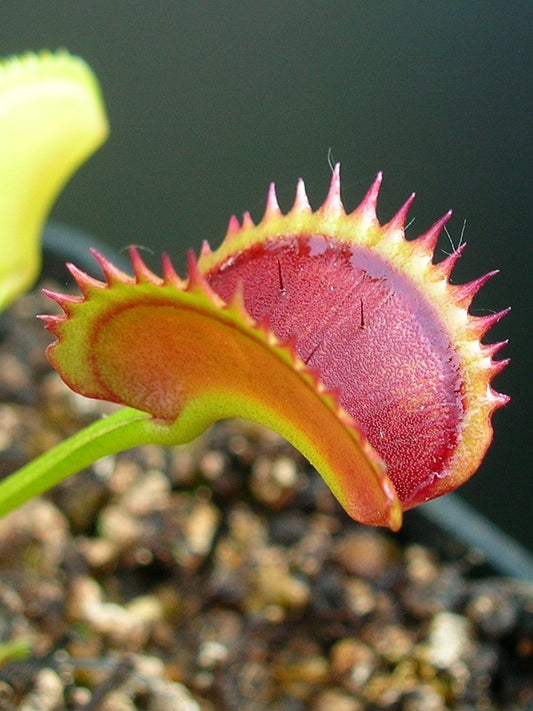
top-left (1, 2), bottom-right (531, 549)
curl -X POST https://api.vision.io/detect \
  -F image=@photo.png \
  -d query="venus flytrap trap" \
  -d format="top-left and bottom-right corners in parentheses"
top-left (0, 50), bottom-right (108, 311)
top-left (0, 52), bottom-right (509, 530)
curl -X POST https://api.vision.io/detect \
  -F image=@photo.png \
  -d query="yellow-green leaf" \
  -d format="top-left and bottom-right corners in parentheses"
top-left (0, 50), bottom-right (108, 310)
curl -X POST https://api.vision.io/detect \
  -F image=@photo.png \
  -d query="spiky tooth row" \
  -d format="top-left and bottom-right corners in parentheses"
top-left (42, 168), bottom-right (508, 521)
top-left (0, 49), bottom-right (99, 91)
top-left (200, 169), bottom-right (508, 396)
top-left (45, 243), bottom-right (372, 448)
top-left (208, 164), bottom-right (441, 266)
top-left (195, 167), bottom-right (509, 507)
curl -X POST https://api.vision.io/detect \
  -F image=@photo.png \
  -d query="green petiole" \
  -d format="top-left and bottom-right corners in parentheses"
top-left (0, 408), bottom-right (163, 517)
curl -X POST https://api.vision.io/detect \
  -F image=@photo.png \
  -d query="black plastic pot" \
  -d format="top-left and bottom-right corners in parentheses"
top-left (41, 222), bottom-right (533, 582)
top-left (42, 221), bottom-right (132, 281)
top-left (405, 493), bottom-right (533, 581)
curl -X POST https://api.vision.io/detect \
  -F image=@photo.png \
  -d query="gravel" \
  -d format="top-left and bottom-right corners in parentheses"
top-left (0, 285), bottom-right (531, 711)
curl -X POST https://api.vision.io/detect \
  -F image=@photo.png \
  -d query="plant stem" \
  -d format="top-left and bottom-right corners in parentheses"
top-left (0, 407), bottom-right (173, 517)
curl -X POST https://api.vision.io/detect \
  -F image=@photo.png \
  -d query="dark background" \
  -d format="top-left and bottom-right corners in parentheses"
top-left (2, 2), bottom-right (531, 549)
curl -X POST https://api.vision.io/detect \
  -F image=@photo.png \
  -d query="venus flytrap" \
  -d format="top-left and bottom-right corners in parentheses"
top-left (0, 50), bottom-right (108, 311)
top-left (0, 52), bottom-right (509, 529)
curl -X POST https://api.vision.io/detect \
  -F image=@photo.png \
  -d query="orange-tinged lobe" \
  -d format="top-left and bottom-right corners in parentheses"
top-left (44, 167), bottom-right (509, 529)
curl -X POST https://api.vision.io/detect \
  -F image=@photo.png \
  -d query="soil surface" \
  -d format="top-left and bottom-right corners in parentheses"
top-left (0, 285), bottom-right (531, 711)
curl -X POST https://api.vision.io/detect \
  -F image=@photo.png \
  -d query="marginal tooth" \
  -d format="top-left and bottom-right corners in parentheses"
top-left (315, 379), bottom-right (329, 395)
top-left (385, 192), bottom-right (416, 232)
top-left (242, 211), bottom-right (255, 229)
top-left (488, 357), bottom-right (510, 378)
top-left (37, 312), bottom-right (64, 336)
top-left (324, 383), bottom-right (342, 404)
top-left (489, 388), bottom-right (511, 409)
top-left (337, 407), bottom-right (356, 428)
top-left (130, 247), bottom-right (162, 284)
top-left (200, 240), bottom-right (212, 256)
top-left (468, 307), bottom-right (511, 339)
top-left (66, 263), bottom-right (106, 295)
top-left (186, 249), bottom-right (205, 290)
top-left (453, 270), bottom-right (499, 308)
top-left (226, 215), bottom-right (241, 238)
top-left (186, 250), bottom-right (223, 306)
top-left (282, 333), bottom-right (300, 363)
top-left (320, 163), bottom-right (345, 217)
top-left (161, 253), bottom-right (185, 288)
top-left (37, 312), bottom-right (62, 324)
top-left (414, 210), bottom-right (453, 258)
top-left (292, 178), bottom-right (311, 213)
top-left (435, 242), bottom-right (467, 279)
top-left (263, 182), bottom-right (282, 221)
top-left (256, 314), bottom-right (279, 344)
top-left (482, 339), bottom-right (509, 358)
top-left (41, 287), bottom-right (83, 310)
top-left (350, 171), bottom-right (382, 226)
top-left (90, 249), bottom-right (134, 285)
top-left (227, 280), bottom-right (248, 315)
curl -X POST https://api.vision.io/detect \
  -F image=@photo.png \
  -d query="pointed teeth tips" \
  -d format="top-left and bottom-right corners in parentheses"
top-left (129, 247), bottom-right (161, 284)
top-left (227, 280), bottom-right (247, 312)
top-left (292, 178), bottom-right (311, 213)
top-left (227, 215), bottom-right (240, 235)
top-left (483, 339), bottom-right (509, 358)
top-left (186, 249), bottom-right (200, 277)
top-left (161, 253), bottom-right (186, 286)
top-left (436, 242), bottom-right (467, 277)
top-left (66, 262), bottom-right (105, 294)
top-left (263, 182), bottom-right (281, 220)
top-left (416, 211), bottom-right (453, 254)
top-left (493, 390), bottom-right (511, 408)
top-left (470, 307), bottom-right (510, 338)
top-left (242, 211), bottom-right (254, 229)
top-left (386, 192), bottom-right (416, 231)
top-left (321, 163), bottom-right (344, 216)
top-left (37, 312), bottom-right (62, 325)
top-left (41, 288), bottom-right (81, 308)
top-left (89, 249), bottom-right (132, 285)
top-left (186, 249), bottom-right (215, 296)
top-left (455, 270), bottom-right (499, 306)
top-left (489, 358), bottom-right (510, 377)
top-left (200, 240), bottom-right (212, 256)
top-left (353, 171), bottom-right (382, 220)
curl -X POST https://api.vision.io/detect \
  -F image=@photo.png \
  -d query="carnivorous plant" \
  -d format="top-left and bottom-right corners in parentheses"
top-left (0, 51), bottom-right (509, 530)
